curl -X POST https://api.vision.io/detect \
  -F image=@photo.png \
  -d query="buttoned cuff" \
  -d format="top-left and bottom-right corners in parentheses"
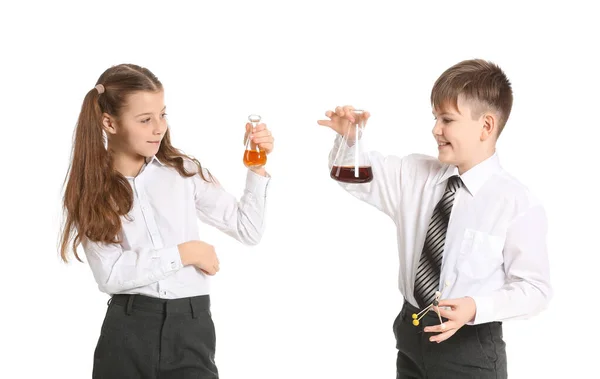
top-left (246, 169), bottom-right (271, 198)
top-left (469, 295), bottom-right (494, 325)
top-left (159, 245), bottom-right (183, 275)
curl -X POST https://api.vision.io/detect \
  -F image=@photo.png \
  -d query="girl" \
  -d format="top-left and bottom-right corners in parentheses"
top-left (59, 63), bottom-right (274, 379)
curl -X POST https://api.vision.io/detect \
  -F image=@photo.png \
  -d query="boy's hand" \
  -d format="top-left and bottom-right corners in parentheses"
top-left (424, 297), bottom-right (477, 343)
top-left (317, 105), bottom-right (370, 137)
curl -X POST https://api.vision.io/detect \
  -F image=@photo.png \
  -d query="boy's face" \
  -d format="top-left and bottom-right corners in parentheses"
top-left (432, 95), bottom-right (495, 174)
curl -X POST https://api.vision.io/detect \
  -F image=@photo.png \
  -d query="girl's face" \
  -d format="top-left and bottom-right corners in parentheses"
top-left (103, 90), bottom-right (168, 158)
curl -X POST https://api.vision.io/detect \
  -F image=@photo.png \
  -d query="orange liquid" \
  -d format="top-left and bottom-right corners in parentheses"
top-left (330, 166), bottom-right (373, 183)
top-left (243, 149), bottom-right (267, 167)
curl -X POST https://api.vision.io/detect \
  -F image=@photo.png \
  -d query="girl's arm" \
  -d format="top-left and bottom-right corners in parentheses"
top-left (193, 168), bottom-right (270, 246)
top-left (82, 239), bottom-right (183, 294)
top-left (82, 239), bottom-right (218, 294)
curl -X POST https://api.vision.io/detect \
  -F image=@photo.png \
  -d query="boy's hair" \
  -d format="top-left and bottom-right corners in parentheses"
top-left (59, 64), bottom-right (212, 263)
top-left (431, 59), bottom-right (513, 137)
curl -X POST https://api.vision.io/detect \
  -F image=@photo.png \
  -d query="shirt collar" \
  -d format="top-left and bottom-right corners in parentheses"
top-left (145, 155), bottom-right (165, 166)
top-left (436, 152), bottom-right (502, 197)
top-left (124, 156), bottom-right (165, 180)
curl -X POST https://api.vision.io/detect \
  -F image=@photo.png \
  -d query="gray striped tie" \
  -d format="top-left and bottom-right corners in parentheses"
top-left (413, 175), bottom-right (462, 308)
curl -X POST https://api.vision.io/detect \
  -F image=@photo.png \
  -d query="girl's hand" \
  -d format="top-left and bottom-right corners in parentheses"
top-left (244, 123), bottom-right (274, 154)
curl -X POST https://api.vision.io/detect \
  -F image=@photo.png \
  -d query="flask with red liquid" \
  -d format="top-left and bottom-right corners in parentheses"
top-left (330, 109), bottom-right (373, 183)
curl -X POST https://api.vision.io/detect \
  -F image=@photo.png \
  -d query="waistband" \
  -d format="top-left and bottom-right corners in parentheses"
top-left (110, 294), bottom-right (210, 315)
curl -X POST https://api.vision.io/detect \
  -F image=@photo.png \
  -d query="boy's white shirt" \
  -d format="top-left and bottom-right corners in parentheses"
top-left (329, 135), bottom-right (552, 325)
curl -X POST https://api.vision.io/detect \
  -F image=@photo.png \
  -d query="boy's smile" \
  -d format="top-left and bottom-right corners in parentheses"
top-left (432, 95), bottom-right (497, 175)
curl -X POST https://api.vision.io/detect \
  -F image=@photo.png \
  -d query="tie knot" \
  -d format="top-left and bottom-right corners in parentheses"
top-left (447, 175), bottom-right (462, 193)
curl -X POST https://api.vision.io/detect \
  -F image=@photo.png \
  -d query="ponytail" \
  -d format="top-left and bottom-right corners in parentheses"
top-left (59, 85), bottom-right (133, 262)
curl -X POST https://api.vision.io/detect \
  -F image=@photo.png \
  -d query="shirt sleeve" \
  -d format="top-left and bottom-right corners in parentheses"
top-left (82, 238), bottom-right (183, 295)
top-left (328, 134), bottom-right (405, 220)
top-left (470, 204), bottom-right (553, 324)
top-left (193, 168), bottom-right (270, 246)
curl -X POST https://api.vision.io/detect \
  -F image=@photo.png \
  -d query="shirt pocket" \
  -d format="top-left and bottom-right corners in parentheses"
top-left (456, 228), bottom-right (505, 280)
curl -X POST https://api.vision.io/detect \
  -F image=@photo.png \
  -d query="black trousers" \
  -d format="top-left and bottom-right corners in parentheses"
top-left (393, 300), bottom-right (507, 379)
top-left (93, 294), bottom-right (218, 379)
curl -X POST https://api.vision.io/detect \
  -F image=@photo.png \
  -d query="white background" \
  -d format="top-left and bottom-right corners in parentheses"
top-left (1, 0), bottom-right (598, 377)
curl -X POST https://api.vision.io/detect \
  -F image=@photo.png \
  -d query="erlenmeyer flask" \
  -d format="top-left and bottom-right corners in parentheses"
top-left (330, 109), bottom-right (373, 183)
top-left (243, 114), bottom-right (267, 167)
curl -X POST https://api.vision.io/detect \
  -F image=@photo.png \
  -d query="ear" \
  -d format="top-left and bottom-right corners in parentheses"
top-left (480, 113), bottom-right (497, 141)
top-left (102, 113), bottom-right (117, 135)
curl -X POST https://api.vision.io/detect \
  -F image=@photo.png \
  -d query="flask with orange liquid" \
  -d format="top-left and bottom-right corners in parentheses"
top-left (243, 114), bottom-right (267, 167)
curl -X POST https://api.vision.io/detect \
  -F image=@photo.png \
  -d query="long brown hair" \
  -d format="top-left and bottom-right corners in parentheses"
top-left (60, 64), bottom-right (211, 263)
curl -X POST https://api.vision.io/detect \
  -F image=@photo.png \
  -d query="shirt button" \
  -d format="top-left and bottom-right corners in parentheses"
top-left (170, 261), bottom-right (177, 269)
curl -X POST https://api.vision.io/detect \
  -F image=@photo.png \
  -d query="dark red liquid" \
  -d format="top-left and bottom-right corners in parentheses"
top-left (330, 166), bottom-right (373, 183)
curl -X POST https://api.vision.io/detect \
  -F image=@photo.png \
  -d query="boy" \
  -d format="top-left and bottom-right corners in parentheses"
top-left (317, 59), bottom-right (551, 378)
